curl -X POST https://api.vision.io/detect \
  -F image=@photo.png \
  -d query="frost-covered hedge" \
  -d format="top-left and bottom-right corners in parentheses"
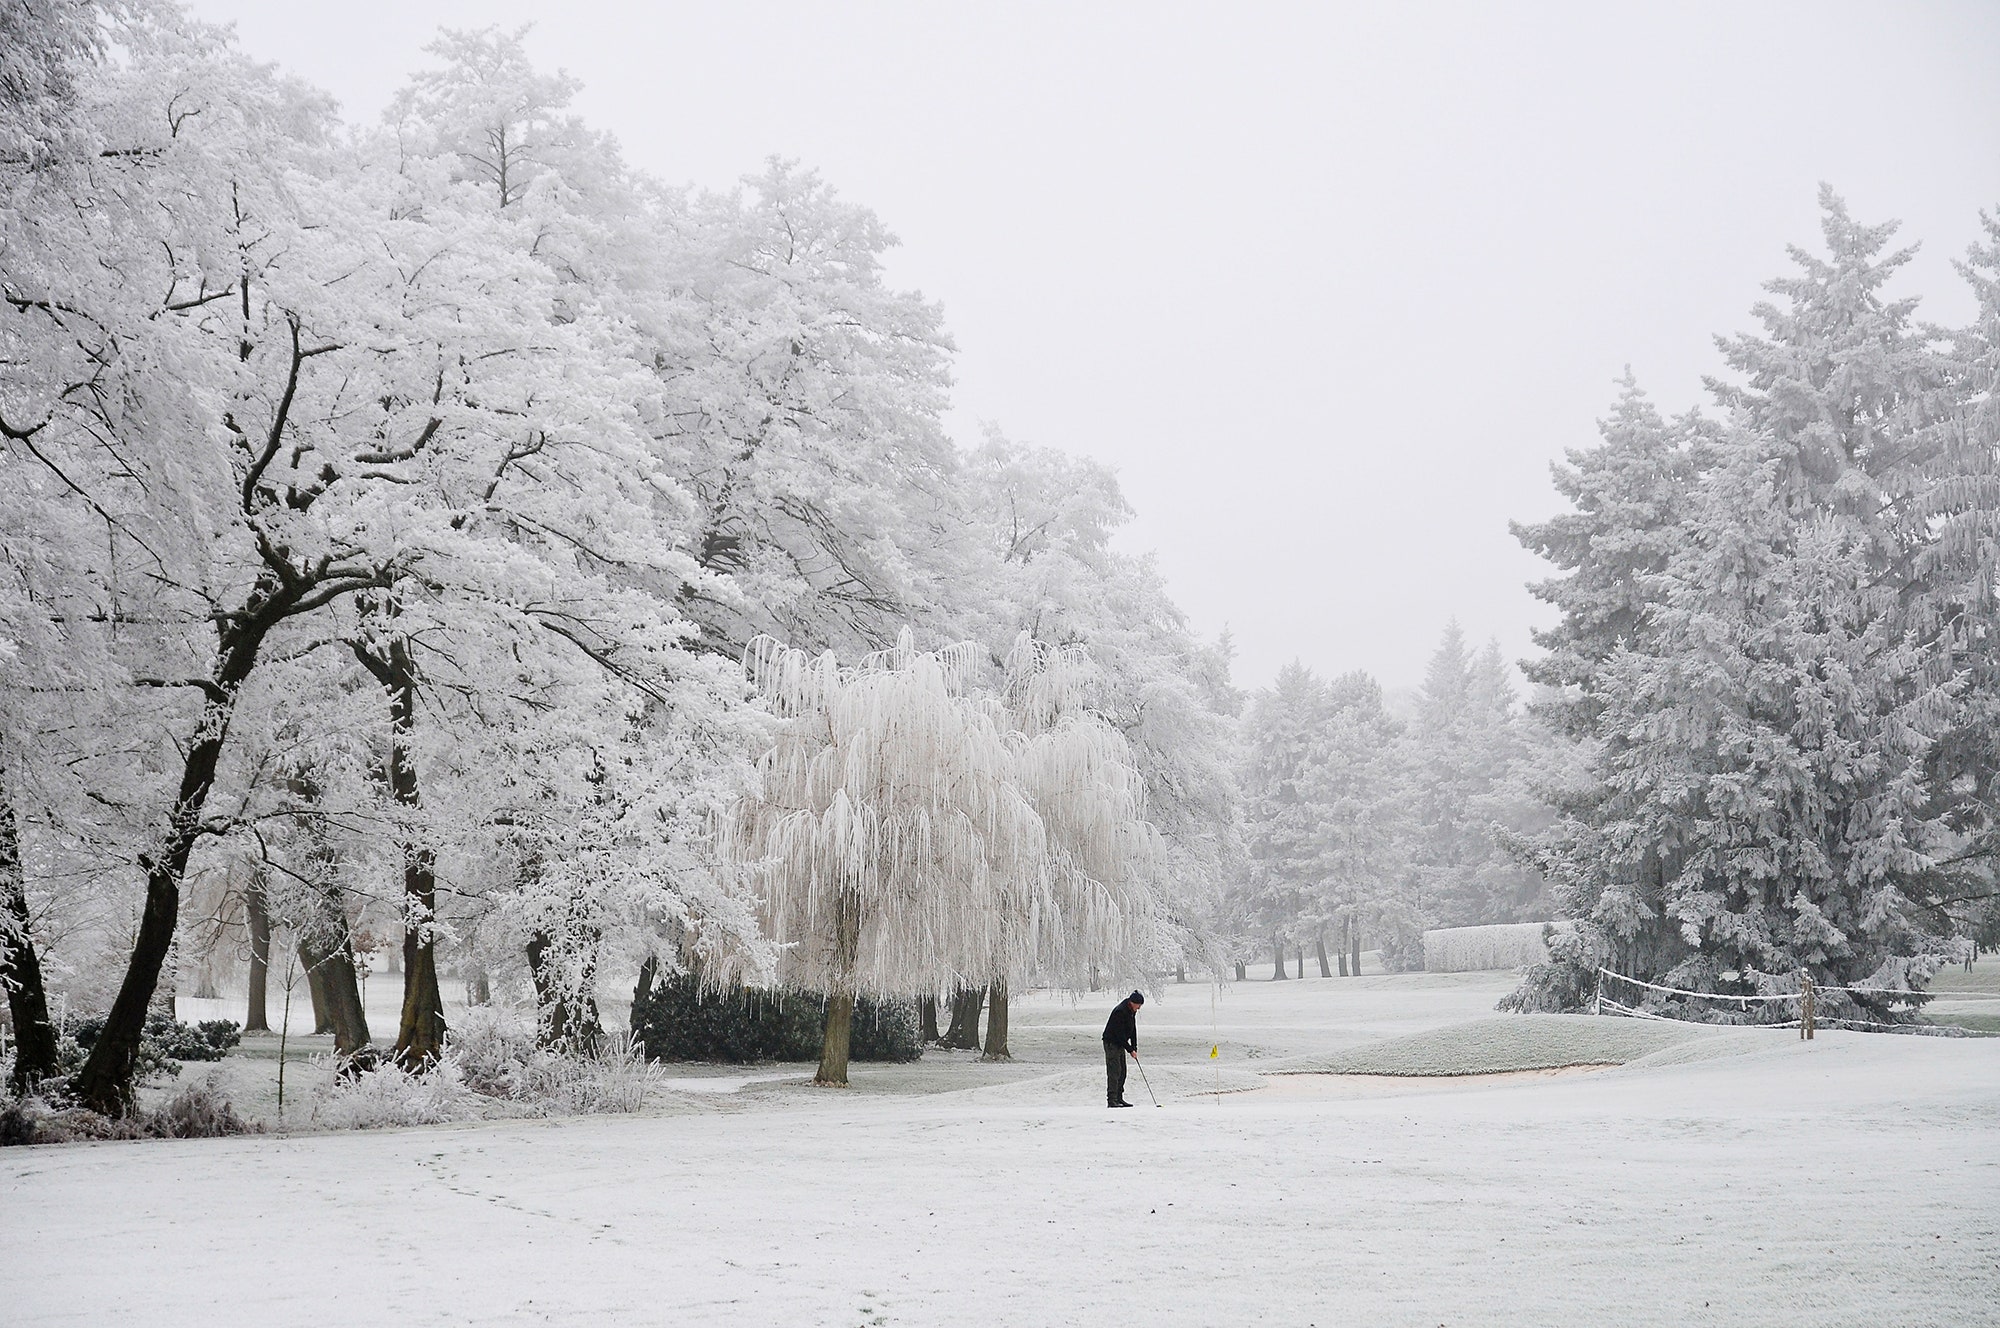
top-left (1423, 922), bottom-right (1554, 973)
top-left (629, 970), bottom-right (920, 1064)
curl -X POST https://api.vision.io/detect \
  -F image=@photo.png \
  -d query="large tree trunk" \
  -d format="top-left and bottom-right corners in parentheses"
top-left (1, 778), bottom-right (59, 1096)
top-left (1272, 935), bottom-right (1288, 980)
top-left (918, 994), bottom-right (940, 1043)
top-left (356, 629), bottom-right (447, 1069)
top-left (1350, 922), bottom-right (1362, 978)
top-left (1338, 916), bottom-right (1350, 977)
top-left (981, 978), bottom-right (1011, 1061)
top-left (940, 984), bottom-right (984, 1050)
top-left (815, 890), bottom-right (862, 1087)
top-left (74, 617), bottom-right (270, 1115)
top-left (1316, 928), bottom-right (1332, 978)
top-left (243, 871), bottom-right (272, 1033)
top-left (300, 935), bottom-right (373, 1063)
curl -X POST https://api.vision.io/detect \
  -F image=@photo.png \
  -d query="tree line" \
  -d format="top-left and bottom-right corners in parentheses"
top-left (0, 6), bottom-right (1236, 1110)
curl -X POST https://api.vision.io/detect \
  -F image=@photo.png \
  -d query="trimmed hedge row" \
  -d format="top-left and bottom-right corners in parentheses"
top-left (629, 967), bottom-right (920, 1064)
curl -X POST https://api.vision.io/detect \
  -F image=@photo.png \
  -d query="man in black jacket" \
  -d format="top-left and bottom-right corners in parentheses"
top-left (1102, 991), bottom-right (1144, 1107)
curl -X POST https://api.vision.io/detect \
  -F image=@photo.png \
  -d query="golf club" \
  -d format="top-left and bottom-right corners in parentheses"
top-left (1133, 1053), bottom-right (1160, 1107)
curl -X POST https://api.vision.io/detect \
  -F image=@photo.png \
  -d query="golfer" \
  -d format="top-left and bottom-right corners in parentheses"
top-left (1102, 990), bottom-right (1144, 1107)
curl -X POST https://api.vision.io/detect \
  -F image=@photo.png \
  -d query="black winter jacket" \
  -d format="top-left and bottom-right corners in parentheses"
top-left (1102, 1001), bottom-right (1138, 1052)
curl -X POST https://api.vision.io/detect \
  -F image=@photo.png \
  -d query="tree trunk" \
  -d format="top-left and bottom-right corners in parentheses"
top-left (941, 984), bottom-right (984, 1050)
top-left (469, 969), bottom-right (491, 1006)
top-left (1350, 922), bottom-right (1362, 978)
top-left (918, 994), bottom-right (940, 1043)
top-left (1, 778), bottom-right (59, 1096)
top-left (1296, 944), bottom-right (1306, 979)
top-left (1316, 927), bottom-right (1332, 978)
top-left (1272, 935), bottom-right (1288, 980)
top-left (814, 890), bottom-right (862, 1086)
top-left (981, 978), bottom-right (1011, 1061)
top-left (1338, 916), bottom-right (1350, 977)
top-left (302, 942), bottom-right (333, 1035)
top-left (73, 606), bottom-right (274, 1115)
top-left (1175, 963), bottom-right (1186, 984)
top-left (243, 872), bottom-right (271, 1033)
top-left (818, 990), bottom-right (855, 1087)
top-left (527, 926), bottom-right (603, 1050)
top-left (300, 933), bottom-right (373, 1063)
top-left (356, 629), bottom-right (447, 1069)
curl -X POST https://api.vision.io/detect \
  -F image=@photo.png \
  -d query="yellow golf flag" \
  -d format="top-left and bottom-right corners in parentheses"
top-left (1209, 1044), bottom-right (1219, 1059)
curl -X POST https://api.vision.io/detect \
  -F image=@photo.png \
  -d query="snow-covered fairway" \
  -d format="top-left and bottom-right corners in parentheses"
top-left (6, 978), bottom-right (1998, 1327)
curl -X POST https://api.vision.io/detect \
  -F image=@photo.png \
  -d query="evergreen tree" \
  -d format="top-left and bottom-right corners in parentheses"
top-left (1512, 190), bottom-right (1966, 1019)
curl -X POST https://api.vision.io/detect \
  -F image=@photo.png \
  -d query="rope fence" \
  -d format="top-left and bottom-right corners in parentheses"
top-left (1594, 967), bottom-right (1964, 1037)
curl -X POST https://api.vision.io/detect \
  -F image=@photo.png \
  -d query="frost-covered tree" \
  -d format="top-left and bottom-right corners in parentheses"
top-left (1233, 663), bottom-right (1331, 976)
top-left (646, 162), bottom-right (960, 658)
top-left (990, 633), bottom-right (1160, 1055)
top-left (954, 434), bottom-right (1240, 982)
top-left (729, 636), bottom-right (1042, 1086)
top-left (729, 632), bottom-right (1158, 1082)
top-left (1404, 626), bottom-right (1547, 932)
top-left (1511, 190), bottom-right (1973, 1020)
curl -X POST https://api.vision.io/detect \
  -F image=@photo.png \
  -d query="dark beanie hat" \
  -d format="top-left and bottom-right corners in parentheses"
top-left (1128, 990), bottom-right (1145, 1005)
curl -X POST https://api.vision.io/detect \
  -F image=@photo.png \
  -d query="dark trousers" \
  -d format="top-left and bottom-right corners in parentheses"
top-left (1104, 1040), bottom-right (1129, 1104)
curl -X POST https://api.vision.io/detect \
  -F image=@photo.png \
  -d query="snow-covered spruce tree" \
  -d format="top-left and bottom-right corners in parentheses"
top-left (1509, 190), bottom-right (1962, 1019)
top-left (1300, 672), bottom-right (1415, 974)
top-left (1514, 375), bottom-right (1715, 735)
top-left (1402, 625), bottom-right (1546, 933)
top-left (1918, 209), bottom-right (2000, 952)
top-left (1233, 663), bottom-right (1333, 977)
top-left (729, 635), bottom-right (1044, 1086)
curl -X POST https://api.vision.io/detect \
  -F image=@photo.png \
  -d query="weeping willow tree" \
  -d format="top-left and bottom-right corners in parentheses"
top-left (730, 633), bottom-right (1045, 1086)
top-left (983, 634), bottom-right (1161, 1059)
top-left (728, 631), bottom-right (1163, 1080)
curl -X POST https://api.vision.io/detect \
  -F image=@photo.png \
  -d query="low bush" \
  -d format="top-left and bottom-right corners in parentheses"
top-left (447, 1007), bottom-right (660, 1115)
top-left (0, 1071), bottom-right (259, 1146)
top-left (309, 1058), bottom-right (483, 1131)
top-left (309, 1007), bottom-right (664, 1128)
top-left (59, 1014), bottom-right (244, 1084)
top-left (630, 969), bottom-right (921, 1064)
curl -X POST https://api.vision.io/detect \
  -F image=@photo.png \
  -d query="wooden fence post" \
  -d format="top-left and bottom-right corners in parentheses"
top-left (1800, 974), bottom-right (1815, 1041)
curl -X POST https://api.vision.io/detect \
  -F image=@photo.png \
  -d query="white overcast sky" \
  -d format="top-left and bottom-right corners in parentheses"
top-left (185, 1), bottom-right (2000, 691)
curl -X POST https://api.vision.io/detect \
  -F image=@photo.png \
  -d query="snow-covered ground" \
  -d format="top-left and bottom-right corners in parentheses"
top-left (7, 972), bottom-right (1997, 1326)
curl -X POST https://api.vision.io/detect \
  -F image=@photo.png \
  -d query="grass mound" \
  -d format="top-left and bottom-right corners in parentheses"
top-left (1269, 1014), bottom-right (1729, 1077)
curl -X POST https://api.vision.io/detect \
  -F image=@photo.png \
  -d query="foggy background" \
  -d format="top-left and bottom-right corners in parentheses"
top-left (185, 0), bottom-right (2000, 689)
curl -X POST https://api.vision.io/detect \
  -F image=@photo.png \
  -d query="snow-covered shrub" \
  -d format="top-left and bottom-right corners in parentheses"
top-left (309, 1058), bottom-right (483, 1130)
top-left (1498, 922), bottom-right (1607, 1013)
top-left (55, 1014), bottom-right (244, 1086)
top-left (1424, 922), bottom-right (1554, 973)
top-left (445, 1005), bottom-right (662, 1115)
top-left (0, 1071), bottom-right (258, 1145)
top-left (629, 970), bottom-right (920, 1063)
top-left (151, 1075), bottom-right (259, 1137)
